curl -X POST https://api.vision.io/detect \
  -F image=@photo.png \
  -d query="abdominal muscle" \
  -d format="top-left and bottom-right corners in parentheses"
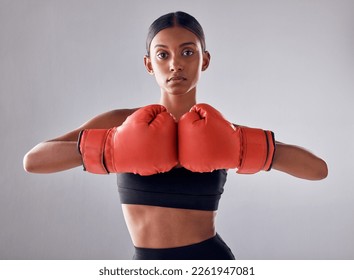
top-left (122, 204), bottom-right (217, 249)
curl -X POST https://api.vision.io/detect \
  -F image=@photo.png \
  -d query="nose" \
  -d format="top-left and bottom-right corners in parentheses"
top-left (169, 56), bottom-right (184, 72)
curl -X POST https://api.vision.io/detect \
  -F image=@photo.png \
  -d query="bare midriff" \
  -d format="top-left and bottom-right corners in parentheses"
top-left (122, 204), bottom-right (216, 249)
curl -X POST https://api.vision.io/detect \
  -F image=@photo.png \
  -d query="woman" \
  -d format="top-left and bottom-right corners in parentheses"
top-left (23, 11), bottom-right (328, 260)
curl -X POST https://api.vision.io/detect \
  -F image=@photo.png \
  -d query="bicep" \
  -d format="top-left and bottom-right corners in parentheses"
top-left (272, 142), bottom-right (328, 180)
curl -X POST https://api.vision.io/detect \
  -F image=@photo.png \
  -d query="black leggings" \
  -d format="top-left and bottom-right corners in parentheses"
top-left (133, 233), bottom-right (235, 260)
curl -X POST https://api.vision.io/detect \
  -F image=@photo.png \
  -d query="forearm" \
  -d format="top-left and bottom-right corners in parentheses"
top-left (271, 142), bottom-right (328, 180)
top-left (23, 141), bottom-right (82, 173)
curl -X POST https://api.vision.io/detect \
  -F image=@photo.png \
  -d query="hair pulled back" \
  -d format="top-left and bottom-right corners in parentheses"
top-left (146, 11), bottom-right (206, 56)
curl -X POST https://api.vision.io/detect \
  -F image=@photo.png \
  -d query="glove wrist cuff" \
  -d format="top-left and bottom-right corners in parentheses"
top-left (237, 127), bottom-right (276, 174)
top-left (78, 129), bottom-right (112, 174)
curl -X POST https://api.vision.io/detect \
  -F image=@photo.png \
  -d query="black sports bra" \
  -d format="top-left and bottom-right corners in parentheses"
top-left (117, 168), bottom-right (227, 211)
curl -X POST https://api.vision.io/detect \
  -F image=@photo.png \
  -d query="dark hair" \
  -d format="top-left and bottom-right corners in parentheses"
top-left (146, 11), bottom-right (206, 56)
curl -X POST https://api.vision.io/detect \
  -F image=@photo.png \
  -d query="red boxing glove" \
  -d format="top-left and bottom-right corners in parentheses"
top-left (78, 105), bottom-right (178, 175)
top-left (178, 103), bottom-right (275, 174)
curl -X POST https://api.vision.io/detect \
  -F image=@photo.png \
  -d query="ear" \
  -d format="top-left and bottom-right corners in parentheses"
top-left (144, 55), bottom-right (154, 75)
top-left (201, 51), bottom-right (211, 71)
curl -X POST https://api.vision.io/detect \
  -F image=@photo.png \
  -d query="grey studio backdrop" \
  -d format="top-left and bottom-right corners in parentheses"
top-left (1, 0), bottom-right (353, 260)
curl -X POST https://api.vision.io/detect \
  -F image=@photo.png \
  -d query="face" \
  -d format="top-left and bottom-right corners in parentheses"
top-left (144, 26), bottom-right (210, 96)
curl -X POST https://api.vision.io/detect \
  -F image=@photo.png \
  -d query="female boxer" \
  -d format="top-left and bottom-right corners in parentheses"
top-left (23, 11), bottom-right (328, 260)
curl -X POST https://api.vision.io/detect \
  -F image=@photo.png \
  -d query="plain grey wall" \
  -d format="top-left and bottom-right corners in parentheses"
top-left (1, 0), bottom-right (353, 259)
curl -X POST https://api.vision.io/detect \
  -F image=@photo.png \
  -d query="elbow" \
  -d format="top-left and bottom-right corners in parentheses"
top-left (23, 152), bottom-right (33, 173)
top-left (23, 151), bottom-right (39, 173)
top-left (312, 159), bottom-right (328, 180)
top-left (319, 160), bottom-right (329, 180)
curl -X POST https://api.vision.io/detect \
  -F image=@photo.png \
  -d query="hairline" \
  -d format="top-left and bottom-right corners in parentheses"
top-left (146, 12), bottom-right (206, 56)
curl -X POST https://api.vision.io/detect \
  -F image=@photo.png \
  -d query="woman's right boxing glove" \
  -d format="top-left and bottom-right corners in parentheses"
top-left (78, 105), bottom-right (178, 176)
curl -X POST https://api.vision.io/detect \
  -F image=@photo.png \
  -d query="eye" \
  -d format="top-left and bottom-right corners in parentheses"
top-left (182, 49), bottom-right (194, 56)
top-left (156, 51), bottom-right (168, 59)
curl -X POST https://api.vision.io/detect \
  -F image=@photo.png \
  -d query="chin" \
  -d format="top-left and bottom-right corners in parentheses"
top-left (168, 91), bottom-right (191, 97)
top-left (166, 86), bottom-right (195, 96)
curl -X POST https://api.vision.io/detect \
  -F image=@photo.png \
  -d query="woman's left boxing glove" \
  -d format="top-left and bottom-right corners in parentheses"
top-left (178, 103), bottom-right (275, 174)
top-left (78, 105), bottom-right (178, 175)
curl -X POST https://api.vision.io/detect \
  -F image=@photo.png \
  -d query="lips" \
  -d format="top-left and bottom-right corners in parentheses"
top-left (167, 76), bottom-right (186, 82)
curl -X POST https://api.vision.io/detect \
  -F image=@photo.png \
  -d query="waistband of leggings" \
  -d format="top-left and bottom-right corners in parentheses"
top-left (134, 233), bottom-right (220, 253)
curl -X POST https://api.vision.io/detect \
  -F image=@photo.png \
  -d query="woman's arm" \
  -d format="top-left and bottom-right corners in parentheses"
top-left (23, 140), bottom-right (82, 173)
top-left (271, 141), bottom-right (328, 180)
top-left (23, 108), bottom-right (137, 174)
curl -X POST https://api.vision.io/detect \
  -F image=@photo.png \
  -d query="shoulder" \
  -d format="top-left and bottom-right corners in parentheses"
top-left (50, 107), bottom-right (140, 141)
top-left (80, 107), bottom-right (140, 129)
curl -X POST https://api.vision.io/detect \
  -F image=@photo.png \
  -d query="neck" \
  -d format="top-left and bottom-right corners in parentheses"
top-left (159, 89), bottom-right (197, 120)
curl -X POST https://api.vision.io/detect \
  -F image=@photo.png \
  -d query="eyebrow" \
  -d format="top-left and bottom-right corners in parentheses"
top-left (154, 42), bottom-right (197, 49)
